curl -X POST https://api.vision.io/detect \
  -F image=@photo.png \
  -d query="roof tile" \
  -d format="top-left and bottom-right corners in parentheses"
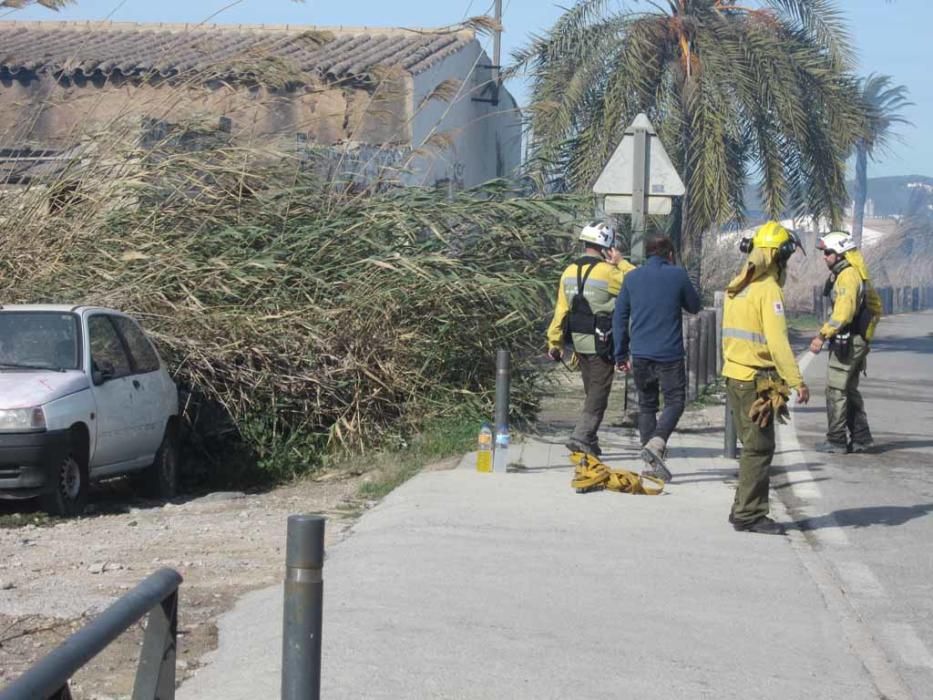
top-left (0, 21), bottom-right (475, 84)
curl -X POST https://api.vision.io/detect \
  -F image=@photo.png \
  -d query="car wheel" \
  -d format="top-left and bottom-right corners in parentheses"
top-left (145, 430), bottom-right (178, 500)
top-left (40, 452), bottom-right (89, 517)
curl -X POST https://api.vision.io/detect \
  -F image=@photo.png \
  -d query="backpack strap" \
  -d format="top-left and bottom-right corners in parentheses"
top-left (576, 261), bottom-right (598, 297)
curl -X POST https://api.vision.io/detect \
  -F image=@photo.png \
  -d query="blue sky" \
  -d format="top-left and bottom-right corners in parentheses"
top-left (6, 0), bottom-right (929, 178)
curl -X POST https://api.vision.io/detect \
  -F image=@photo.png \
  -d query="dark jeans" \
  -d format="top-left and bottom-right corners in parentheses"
top-left (631, 357), bottom-right (687, 445)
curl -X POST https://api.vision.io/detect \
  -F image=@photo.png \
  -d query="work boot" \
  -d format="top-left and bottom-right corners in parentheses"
top-left (733, 516), bottom-right (785, 536)
top-left (849, 440), bottom-right (874, 454)
top-left (641, 436), bottom-right (672, 482)
top-left (565, 438), bottom-right (601, 457)
top-left (814, 441), bottom-right (848, 454)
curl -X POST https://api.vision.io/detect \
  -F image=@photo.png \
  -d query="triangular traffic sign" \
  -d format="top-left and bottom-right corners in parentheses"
top-left (592, 114), bottom-right (685, 197)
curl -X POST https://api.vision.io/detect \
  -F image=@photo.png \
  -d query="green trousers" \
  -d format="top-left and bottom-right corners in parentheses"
top-left (726, 378), bottom-right (775, 525)
top-left (826, 336), bottom-right (872, 445)
top-left (571, 354), bottom-right (615, 447)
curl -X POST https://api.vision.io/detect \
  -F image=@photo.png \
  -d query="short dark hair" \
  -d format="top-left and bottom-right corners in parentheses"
top-left (646, 235), bottom-right (675, 259)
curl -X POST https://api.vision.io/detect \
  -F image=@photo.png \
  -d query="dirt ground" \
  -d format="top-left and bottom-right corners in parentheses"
top-left (0, 460), bottom-right (418, 699)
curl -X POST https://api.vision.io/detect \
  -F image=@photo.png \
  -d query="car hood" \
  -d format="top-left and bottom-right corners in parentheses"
top-left (0, 371), bottom-right (89, 409)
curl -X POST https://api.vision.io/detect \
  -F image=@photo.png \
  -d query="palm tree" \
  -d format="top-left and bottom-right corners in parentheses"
top-left (850, 74), bottom-right (912, 247)
top-left (512, 0), bottom-right (867, 274)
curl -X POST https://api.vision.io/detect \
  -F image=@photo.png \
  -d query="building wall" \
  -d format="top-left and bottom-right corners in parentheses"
top-left (0, 43), bottom-right (520, 189)
top-left (0, 73), bottom-right (412, 151)
top-left (408, 40), bottom-right (522, 189)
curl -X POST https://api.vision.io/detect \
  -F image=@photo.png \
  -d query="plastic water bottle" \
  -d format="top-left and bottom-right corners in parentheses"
top-left (493, 427), bottom-right (510, 473)
top-left (476, 422), bottom-right (493, 473)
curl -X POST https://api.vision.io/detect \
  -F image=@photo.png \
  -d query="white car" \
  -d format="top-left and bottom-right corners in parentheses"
top-left (0, 305), bottom-right (179, 516)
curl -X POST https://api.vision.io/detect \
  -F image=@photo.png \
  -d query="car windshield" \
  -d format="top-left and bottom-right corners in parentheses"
top-left (0, 311), bottom-right (81, 371)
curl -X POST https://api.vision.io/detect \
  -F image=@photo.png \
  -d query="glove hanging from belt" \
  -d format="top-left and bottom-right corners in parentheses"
top-left (748, 375), bottom-right (791, 428)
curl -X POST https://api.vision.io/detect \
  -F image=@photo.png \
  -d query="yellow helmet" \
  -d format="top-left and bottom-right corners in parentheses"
top-left (741, 220), bottom-right (805, 261)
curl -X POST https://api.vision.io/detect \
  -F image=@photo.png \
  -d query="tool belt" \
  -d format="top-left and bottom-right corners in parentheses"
top-left (748, 373), bottom-right (791, 428)
top-left (569, 452), bottom-right (664, 495)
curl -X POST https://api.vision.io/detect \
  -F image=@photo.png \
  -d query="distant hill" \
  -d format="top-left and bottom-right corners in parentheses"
top-left (742, 174), bottom-right (933, 219)
top-left (846, 175), bottom-right (933, 217)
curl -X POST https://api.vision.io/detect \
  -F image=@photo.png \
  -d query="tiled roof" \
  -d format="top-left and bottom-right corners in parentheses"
top-left (0, 21), bottom-right (475, 84)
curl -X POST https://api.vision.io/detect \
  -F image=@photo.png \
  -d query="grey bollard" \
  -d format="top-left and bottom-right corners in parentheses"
top-left (282, 515), bottom-right (325, 700)
top-left (494, 349), bottom-right (510, 434)
top-left (724, 400), bottom-right (737, 459)
top-left (493, 349), bottom-right (511, 472)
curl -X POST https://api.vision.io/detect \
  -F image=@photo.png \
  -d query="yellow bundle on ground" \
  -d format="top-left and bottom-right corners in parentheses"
top-left (569, 452), bottom-right (664, 495)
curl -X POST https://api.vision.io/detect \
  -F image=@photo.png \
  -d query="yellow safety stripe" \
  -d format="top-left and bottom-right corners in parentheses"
top-left (569, 452), bottom-right (665, 495)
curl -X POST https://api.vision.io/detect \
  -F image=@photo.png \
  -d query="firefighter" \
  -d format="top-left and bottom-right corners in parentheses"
top-left (809, 231), bottom-right (883, 453)
top-left (722, 221), bottom-right (810, 535)
top-left (546, 222), bottom-right (635, 456)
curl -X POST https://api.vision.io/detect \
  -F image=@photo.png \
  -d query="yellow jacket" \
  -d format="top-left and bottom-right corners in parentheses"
top-left (820, 252), bottom-right (883, 341)
top-left (722, 269), bottom-right (804, 389)
top-left (546, 256), bottom-right (635, 355)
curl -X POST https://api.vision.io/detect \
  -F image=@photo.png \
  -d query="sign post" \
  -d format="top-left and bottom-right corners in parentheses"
top-left (592, 113), bottom-right (685, 264)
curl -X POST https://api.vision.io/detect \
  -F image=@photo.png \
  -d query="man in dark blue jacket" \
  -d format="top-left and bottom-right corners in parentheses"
top-left (612, 234), bottom-right (701, 482)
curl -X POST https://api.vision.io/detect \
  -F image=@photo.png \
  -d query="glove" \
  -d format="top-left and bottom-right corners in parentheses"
top-left (548, 347), bottom-right (562, 362)
top-left (749, 376), bottom-right (792, 428)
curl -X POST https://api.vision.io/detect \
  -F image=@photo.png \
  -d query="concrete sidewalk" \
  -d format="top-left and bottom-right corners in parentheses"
top-left (178, 406), bottom-right (882, 699)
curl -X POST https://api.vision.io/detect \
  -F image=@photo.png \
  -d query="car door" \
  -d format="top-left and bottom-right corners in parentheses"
top-left (86, 314), bottom-right (141, 472)
top-left (111, 315), bottom-right (166, 457)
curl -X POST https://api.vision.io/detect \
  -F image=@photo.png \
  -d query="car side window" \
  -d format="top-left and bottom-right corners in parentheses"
top-left (88, 316), bottom-right (132, 378)
top-left (113, 317), bottom-right (161, 374)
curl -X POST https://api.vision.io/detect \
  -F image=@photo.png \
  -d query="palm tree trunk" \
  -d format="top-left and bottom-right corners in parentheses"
top-left (678, 110), bottom-right (702, 289)
top-left (851, 141), bottom-right (868, 247)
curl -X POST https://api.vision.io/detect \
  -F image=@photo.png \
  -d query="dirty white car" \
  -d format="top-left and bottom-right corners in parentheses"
top-left (0, 305), bottom-right (179, 516)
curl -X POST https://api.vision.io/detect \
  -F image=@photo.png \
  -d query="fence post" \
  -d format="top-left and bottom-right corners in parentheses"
top-left (282, 514), bottom-right (325, 700)
top-left (713, 292), bottom-right (724, 374)
top-left (704, 310), bottom-right (717, 386)
top-left (912, 287), bottom-right (920, 312)
top-left (697, 312), bottom-right (709, 391)
top-left (686, 316), bottom-right (700, 403)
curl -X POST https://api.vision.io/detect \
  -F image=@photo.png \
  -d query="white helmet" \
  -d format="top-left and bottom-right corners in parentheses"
top-left (816, 231), bottom-right (857, 255)
top-left (579, 221), bottom-right (615, 249)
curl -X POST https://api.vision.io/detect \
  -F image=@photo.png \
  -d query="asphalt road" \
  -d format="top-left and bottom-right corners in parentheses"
top-left (777, 310), bottom-right (933, 697)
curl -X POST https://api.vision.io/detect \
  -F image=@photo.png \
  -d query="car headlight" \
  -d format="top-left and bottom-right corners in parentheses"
top-left (0, 407), bottom-right (47, 432)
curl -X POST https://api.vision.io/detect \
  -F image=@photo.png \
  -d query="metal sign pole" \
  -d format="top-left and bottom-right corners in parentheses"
top-left (631, 125), bottom-right (647, 264)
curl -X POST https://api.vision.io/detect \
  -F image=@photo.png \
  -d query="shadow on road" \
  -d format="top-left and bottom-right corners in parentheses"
top-left (793, 503), bottom-right (933, 530)
top-left (870, 334), bottom-right (933, 355)
top-left (868, 438), bottom-right (933, 453)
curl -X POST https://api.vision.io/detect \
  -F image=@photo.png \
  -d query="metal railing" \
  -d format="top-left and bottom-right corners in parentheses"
top-left (0, 568), bottom-right (182, 700)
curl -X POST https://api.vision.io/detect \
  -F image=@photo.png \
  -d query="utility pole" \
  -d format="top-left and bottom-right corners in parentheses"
top-left (491, 0), bottom-right (502, 106)
top-left (474, 0), bottom-right (503, 106)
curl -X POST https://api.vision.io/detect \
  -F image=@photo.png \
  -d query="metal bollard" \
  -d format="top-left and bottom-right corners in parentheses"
top-left (493, 349), bottom-right (511, 472)
top-left (724, 400), bottom-right (737, 459)
top-left (494, 349), bottom-right (510, 434)
top-left (282, 515), bottom-right (325, 700)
